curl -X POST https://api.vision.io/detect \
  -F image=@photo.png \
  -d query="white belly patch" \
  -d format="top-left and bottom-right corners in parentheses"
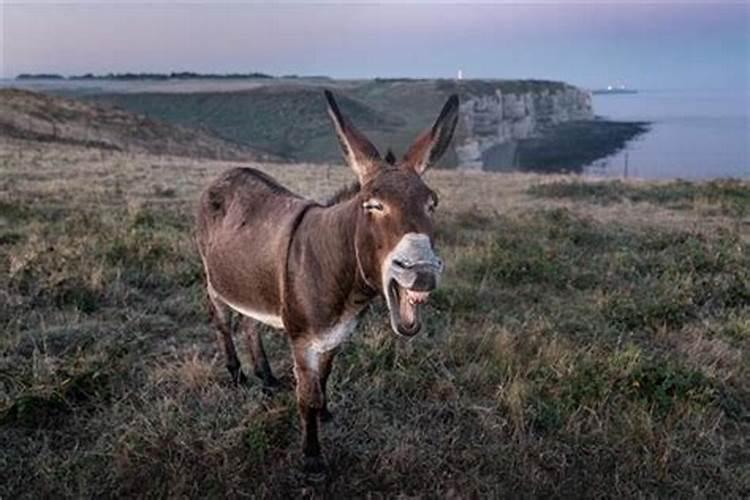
top-left (224, 299), bottom-right (285, 329)
top-left (206, 278), bottom-right (285, 329)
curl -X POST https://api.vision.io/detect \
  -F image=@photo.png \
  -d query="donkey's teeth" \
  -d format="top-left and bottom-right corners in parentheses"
top-left (406, 290), bottom-right (430, 304)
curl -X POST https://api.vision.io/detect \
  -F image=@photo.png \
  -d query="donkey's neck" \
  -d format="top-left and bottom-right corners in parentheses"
top-left (284, 196), bottom-right (374, 333)
top-left (311, 197), bottom-right (371, 292)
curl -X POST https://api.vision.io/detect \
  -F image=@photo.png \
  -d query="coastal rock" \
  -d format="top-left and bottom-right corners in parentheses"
top-left (455, 84), bottom-right (593, 169)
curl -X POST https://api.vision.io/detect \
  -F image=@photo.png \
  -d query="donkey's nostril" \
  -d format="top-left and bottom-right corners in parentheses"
top-left (412, 271), bottom-right (437, 292)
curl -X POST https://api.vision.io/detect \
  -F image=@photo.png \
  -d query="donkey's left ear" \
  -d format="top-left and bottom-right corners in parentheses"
top-left (402, 94), bottom-right (459, 175)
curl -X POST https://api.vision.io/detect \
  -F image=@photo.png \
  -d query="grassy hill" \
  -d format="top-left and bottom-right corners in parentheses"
top-left (88, 85), bottom-right (405, 162)
top-left (1, 137), bottom-right (748, 497)
top-left (0, 88), bottom-right (272, 161)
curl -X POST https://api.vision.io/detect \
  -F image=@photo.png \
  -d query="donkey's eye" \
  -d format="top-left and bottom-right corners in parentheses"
top-left (363, 200), bottom-right (384, 212)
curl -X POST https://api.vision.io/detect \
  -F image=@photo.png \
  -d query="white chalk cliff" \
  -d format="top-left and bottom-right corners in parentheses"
top-left (454, 85), bottom-right (593, 169)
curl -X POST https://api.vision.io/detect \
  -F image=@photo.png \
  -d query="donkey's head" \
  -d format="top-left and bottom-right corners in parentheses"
top-left (325, 90), bottom-right (459, 337)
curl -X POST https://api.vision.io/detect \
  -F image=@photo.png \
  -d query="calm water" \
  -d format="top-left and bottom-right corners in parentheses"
top-left (586, 89), bottom-right (749, 179)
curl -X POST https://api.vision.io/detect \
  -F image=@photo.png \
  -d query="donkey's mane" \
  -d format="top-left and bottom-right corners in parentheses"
top-left (325, 182), bottom-right (361, 206)
top-left (325, 149), bottom-right (398, 207)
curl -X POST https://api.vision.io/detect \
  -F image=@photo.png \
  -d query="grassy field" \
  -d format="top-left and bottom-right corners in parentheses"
top-left (1, 137), bottom-right (748, 497)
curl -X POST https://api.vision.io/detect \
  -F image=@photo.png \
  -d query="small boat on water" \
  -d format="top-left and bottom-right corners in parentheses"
top-left (592, 85), bottom-right (638, 95)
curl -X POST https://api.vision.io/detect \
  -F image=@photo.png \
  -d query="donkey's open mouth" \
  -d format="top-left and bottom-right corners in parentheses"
top-left (387, 280), bottom-right (431, 336)
top-left (383, 233), bottom-right (443, 337)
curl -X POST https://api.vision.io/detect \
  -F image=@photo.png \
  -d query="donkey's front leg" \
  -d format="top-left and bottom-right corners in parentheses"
top-left (292, 340), bottom-right (327, 476)
top-left (318, 350), bottom-right (337, 423)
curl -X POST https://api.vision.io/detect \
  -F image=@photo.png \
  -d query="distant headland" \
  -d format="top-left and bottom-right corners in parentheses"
top-left (16, 71), bottom-right (280, 81)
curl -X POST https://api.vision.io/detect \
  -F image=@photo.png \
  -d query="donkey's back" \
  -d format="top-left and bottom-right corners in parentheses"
top-left (196, 167), bottom-right (312, 322)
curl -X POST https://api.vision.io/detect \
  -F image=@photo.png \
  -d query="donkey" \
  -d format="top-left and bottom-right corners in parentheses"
top-left (195, 90), bottom-right (459, 475)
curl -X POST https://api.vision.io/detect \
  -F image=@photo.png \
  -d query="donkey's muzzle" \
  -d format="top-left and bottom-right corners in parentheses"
top-left (393, 261), bottom-right (441, 291)
top-left (383, 233), bottom-right (444, 337)
top-left (390, 259), bottom-right (443, 291)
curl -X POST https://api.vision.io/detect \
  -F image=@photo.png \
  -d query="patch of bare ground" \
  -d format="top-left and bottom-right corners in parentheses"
top-left (1, 138), bottom-right (748, 497)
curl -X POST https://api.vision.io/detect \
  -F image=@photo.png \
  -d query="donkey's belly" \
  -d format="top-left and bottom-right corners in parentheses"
top-left (205, 235), bottom-right (286, 328)
top-left (205, 206), bottom-right (314, 330)
top-left (218, 292), bottom-right (284, 329)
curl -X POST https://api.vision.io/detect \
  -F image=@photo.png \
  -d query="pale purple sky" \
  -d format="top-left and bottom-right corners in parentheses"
top-left (2, 1), bottom-right (748, 90)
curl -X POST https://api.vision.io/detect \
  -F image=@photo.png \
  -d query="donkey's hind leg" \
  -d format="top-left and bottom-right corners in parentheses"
top-left (241, 316), bottom-right (280, 390)
top-left (207, 287), bottom-right (247, 385)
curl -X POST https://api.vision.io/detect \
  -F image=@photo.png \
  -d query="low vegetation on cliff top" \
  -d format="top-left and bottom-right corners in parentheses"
top-left (1, 138), bottom-right (748, 497)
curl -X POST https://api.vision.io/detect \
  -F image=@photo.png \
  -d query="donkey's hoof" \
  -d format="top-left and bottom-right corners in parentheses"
top-left (264, 375), bottom-right (282, 389)
top-left (255, 370), bottom-right (281, 387)
top-left (319, 408), bottom-right (334, 423)
top-left (231, 370), bottom-right (249, 386)
top-left (259, 379), bottom-right (281, 398)
top-left (302, 455), bottom-right (328, 481)
top-left (261, 385), bottom-right (277, 397)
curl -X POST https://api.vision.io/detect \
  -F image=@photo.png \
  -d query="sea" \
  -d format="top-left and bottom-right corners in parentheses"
top-left (585, 89), bottom-right (749, 180)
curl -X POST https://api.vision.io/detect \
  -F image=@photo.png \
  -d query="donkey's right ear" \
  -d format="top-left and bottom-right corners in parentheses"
top-left (324, 90), bottom-right (382, 184)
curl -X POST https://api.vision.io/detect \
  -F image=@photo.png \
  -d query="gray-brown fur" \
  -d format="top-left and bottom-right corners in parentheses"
top-left (195, 90), bottom-right (459, 477)
top-left (325, 181), bottom-right (360, 206)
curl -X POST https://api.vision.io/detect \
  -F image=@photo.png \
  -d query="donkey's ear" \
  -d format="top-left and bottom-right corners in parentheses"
top-left (402, 94), bottom-right (459, 175)
top-left (324, 90), bottom-right (382, 183)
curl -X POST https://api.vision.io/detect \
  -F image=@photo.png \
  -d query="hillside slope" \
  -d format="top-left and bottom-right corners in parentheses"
top-left (88, 85), bottom-right (404, 162)
top-left (0, 88), bottom-right (273, 161)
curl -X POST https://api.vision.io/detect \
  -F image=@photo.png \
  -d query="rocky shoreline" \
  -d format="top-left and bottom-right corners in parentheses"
top-left (513, 119), bottom-right (650, 173)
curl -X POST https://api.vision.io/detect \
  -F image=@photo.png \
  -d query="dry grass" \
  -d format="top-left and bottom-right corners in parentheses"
top-left (1, 137), bottom-right (748, 498)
